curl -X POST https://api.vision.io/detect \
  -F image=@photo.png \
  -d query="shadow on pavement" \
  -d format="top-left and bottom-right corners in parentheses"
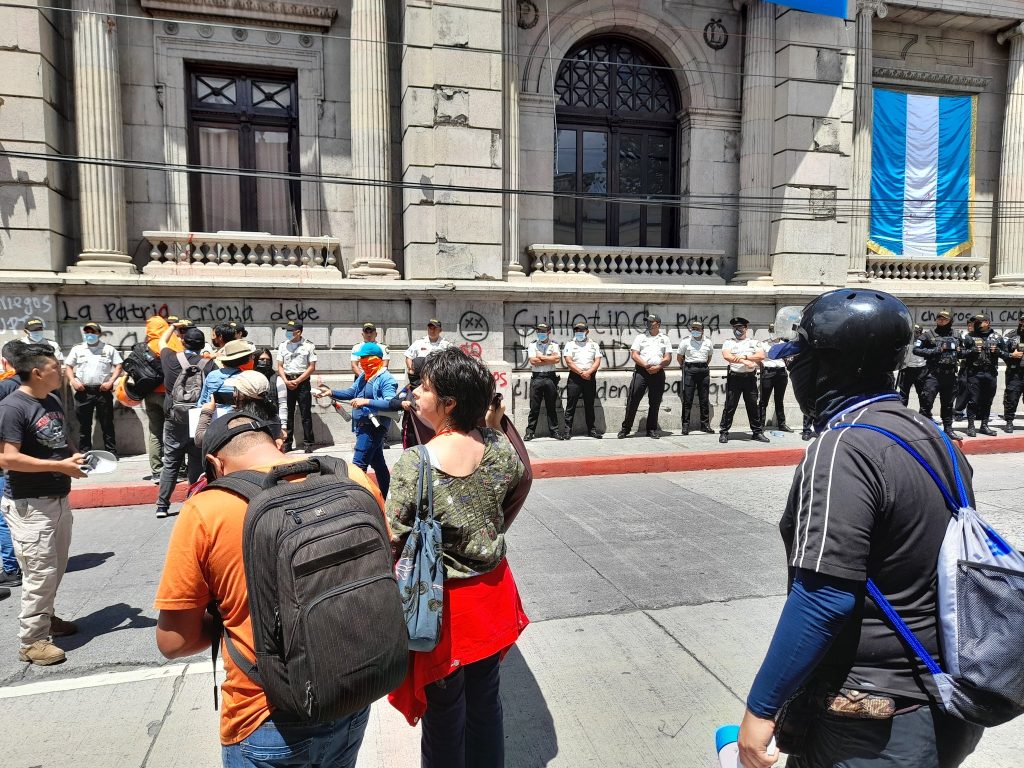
top-left (58, 602), bottom-right (157, 652)
top-left (66, 551), bottom-right (116, 573)
top-left (503, 645), bottom-right (558, 767)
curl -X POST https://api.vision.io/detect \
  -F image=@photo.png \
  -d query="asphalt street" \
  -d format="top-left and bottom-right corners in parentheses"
top-left (0, 455), bottom-right (1022, 767)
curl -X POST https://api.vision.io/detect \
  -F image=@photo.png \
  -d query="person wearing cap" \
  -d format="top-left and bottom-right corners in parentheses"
top-left (757, 323), bottom-right (794, 434)
top-left (155, 325), bottom-right (216, 519)
top-left (953, 316), bottom-right (976, 421)
top-left (276, 320), bottom-right (318, 453)
top-left (155, 412), bottom-right (383, 763)
top-left (194, 370), bottom-right (285, 451)
top-left (316, 342), bottom-right (398, 497)
top-left (618, 314), bottom-right (673, 439)
top-left (22, 317), bottom-right (64, 364)
top-left (404, 319), bottom-right (452, 379)
top-left (896, 325), bottom-right (929, 413)
top-left (524, 323), bottom-right (564, 441)
top-left (959, 314), bottom-right (1001, 437)
top-left (999, 310), bottom-right (1024, 433)
top-left (64, 322), bottom-right (123, 455)
top-left (718, 317), bottom-right (768, 444)
top-left (0, 342), bottom-right (88, 665)
top-left (561, 321), bottom-right (603, 439)
top-left (198, 339), bottom-right (253, 410)
top-left (351, 323), bottom-right (391, 376)
top-left (913, 310), bottom-right (963, 440)
top-left (676, 320), bottom-right (715, 435)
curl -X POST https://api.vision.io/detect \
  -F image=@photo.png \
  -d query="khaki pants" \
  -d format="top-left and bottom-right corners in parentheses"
top-left (0, 496), bottom-right (73, 645)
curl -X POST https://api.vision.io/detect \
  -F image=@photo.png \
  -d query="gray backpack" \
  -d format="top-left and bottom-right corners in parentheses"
top-left (205, 456), bottom-right (408, 722)
top-left (169, 352), bottom-right (205, 422)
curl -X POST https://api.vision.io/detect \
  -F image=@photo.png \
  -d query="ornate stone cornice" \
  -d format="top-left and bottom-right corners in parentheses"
top-left (857, 0), bottom-right (887, 18)
top-left (873, 66), bottom-right (991, 91)
top-left (140, 0), bottom-right (337, 30)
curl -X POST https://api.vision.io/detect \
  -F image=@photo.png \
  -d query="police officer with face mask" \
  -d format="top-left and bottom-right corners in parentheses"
top-left (914, 310), bottom-right (963, 440)
top-left (561, 321), bottom-right (603, 439)
top-left (618, 314), bottom-right (672, 439)
top-left (676, 320), bottom-right (714, 435)
top-left (525, 323), bottom-right (564, 441)
top-left (961, 314), bottom-right (1001, 437)
top-left (719, 317), bottom-right (769, 444)
top-left (999, 311), bottom-right (1024, 433)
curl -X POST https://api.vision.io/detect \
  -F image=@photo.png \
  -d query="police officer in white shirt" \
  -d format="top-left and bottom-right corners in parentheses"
top-left (525, 323), bottom-right (564, 441)
top-left (65, 322), bottom-right (123, 454)
top-left (351, 322), bottom-right (390, 376)
top-left (23, 317), bottom-right (64, 364)
top-left (719, 316), bottom-right (768, 444)
top-left (404, 319), bottom-right (452, 381)
top-left (561, 321), bottom-right (603, 439)
top-left (276, 320), bottom-right (317, 453)
top-left (676, 320), bottom-right (714, 435)
top-left (618, 314), bottom-right (673, 439)
top-left (758, 323), bottom-right (794, 433)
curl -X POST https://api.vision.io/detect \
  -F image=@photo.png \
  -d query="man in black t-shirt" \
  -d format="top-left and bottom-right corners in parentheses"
top-left (0, 344), bottom-right (87, 666)
top-left (155, 325), bottom-right (213, 519)
top-left (738, 290), bottom-right (984, 768)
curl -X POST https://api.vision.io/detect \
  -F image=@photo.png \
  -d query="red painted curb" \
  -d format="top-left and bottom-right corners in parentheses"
top-left (67, 434), bottom-right (1024, 509)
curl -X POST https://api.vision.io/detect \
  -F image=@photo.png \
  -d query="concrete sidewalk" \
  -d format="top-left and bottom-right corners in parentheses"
top-left (71, 424), bottom-right (1024, 509)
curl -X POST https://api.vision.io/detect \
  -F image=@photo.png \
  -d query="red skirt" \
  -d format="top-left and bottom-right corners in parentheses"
top-left (388, 558), bottom-right (529, 725)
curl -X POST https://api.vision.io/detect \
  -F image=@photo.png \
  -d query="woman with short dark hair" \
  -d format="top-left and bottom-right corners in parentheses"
top-left (386, 347), bottom-right (528, 768)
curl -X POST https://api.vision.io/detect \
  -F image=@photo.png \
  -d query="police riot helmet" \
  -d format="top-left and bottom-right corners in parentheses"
top-left (770, 289), bottom-right (913, 376)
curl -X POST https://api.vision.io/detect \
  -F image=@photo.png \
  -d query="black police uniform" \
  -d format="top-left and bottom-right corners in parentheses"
top-left (913, 325), bottom-right (961, 433)
top-left (1000, 323), bottom-right (1024, 432)
top-left (961, 327), bottom-right (1001, 435)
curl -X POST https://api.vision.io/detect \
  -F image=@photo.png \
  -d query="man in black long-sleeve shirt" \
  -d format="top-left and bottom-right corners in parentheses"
top-left (960, 314), bottom-right (1001, 437)
top-left (913, 310), bottom-right (963, 440)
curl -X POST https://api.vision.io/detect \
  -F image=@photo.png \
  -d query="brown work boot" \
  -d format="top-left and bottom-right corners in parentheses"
top-left (50, 615), bottom-right (78, 637)
top-left (19, 640), bottom-right (66, 665)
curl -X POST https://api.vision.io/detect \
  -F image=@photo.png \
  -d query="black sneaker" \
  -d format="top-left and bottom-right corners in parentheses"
top-left (0, 570), bottom-right (22, 588)
top-left (156, 507), bottom-right (169, 519)
top-left (719, 434), bottom-right (729, 444)
top-left (524, 431), bottom-right (535, 442)
top-left (588, 429), bottom-right (602, 439)
top-left (752, 433), bottom-right (771, 444)
top-left (617, 430), bottom-right (628, 439)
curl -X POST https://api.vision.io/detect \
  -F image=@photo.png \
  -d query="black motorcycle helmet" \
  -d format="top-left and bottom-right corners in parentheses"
top-left (771, 289), bottom-right (913, 376)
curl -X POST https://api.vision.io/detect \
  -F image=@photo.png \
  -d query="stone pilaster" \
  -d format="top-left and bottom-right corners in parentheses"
top-left (71, 0), bottom-right (133, 272)
top-left (995, 23), bottom-right (1024, 286)
top-left (734, 0), bottom-right (775, 283)
top-left (847, 0), bottom-right (886, 281)
top-left (349, 0), bottom-right (399, 279)
top-left (503, 0), bottom-right (526, 280)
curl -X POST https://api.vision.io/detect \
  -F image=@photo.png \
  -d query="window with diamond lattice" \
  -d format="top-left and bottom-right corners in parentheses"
top-left (554, 37), bottom-right (680, 248)
top-left (187, 67), bottom-right (300, 236)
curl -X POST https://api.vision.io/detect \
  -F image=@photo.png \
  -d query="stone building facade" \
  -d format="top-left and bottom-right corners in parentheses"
top-left (3, 0), bottom-right (1024, 446)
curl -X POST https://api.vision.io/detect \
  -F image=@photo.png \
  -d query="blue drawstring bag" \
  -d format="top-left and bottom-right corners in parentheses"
top-left (833, 422), bottom-right (1024, 727)
top-left (394, 446), bottom-right (444, 652)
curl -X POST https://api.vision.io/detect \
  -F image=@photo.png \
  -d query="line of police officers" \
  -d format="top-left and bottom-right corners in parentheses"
top-left (525, 309), bottom-right (1024, 442)
top-left (902, 309), bottom-right (1024, 438)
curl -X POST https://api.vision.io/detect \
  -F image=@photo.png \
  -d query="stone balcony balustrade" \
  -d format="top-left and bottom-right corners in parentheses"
top-left (142, 231), bottom-right (343, 276)
top-left (865, 254), bottom-right (989, 284)
top-left (527, 244), bottom-right (726, 284)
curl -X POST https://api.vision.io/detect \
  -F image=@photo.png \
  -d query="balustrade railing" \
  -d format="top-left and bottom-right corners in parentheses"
top-left (143, 231), bottom-right (343, 273)
top-left (528, 244), bottom-right (725, 283)
top-left (865, 255), bottom-right (988, 283)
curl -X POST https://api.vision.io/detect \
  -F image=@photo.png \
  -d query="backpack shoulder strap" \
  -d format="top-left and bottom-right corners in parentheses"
top-left (202, 471), bottom-right (266, 501)
top-left (176, 351), bottom-right (190, 371)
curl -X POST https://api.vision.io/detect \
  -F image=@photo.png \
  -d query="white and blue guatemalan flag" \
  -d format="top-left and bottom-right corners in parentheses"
top-left (869, 89), bottom-right (977, 258)
top-left (764, 0), bottom-right (847, 19)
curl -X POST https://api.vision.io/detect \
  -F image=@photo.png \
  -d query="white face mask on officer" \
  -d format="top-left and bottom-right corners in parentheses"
top-left (27, 330), bottom-right (45, 343)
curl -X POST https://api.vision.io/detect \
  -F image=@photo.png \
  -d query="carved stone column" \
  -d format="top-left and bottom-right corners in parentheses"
top-left (735, 0), bottom-right (774, 283)
top-left (503, 0), bottom-right (526, 279)
top-left (995, 22), bottom-right (1024, 285)
top-left (71, 0), bottom-right (133, 272)
top-left (847, 0), bottom-right (886, 281)
top-left (349, 0), bottom-right (399, 278)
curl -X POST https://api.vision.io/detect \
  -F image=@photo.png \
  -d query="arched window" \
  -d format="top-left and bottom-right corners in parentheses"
top-left (553, 37), bottom-right (680, 248)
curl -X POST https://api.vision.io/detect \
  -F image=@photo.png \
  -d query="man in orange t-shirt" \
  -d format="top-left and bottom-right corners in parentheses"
top-left (154, 413), bottom-right (385, 767)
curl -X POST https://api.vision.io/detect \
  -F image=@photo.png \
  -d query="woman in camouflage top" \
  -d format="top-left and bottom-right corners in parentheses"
top-left (386, 347), bottom-right (529, 767)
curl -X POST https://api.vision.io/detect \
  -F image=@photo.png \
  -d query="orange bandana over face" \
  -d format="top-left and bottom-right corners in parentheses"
top-left (359, 356), bottom-right (384, 379)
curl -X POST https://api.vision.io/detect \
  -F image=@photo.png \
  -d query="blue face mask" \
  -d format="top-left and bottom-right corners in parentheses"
top-left (691, 330), bottom-right (702, 338)
top-left (27, 330), bottom-right (45, 343)
top-left (733, 328), bottom-right (745, 339)
top-left (537, 333), bottom-right (548, 342)
top-left (574, 332), bottom-right (586, 342)
top-left (83, 333), bottom-right (99, 345)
